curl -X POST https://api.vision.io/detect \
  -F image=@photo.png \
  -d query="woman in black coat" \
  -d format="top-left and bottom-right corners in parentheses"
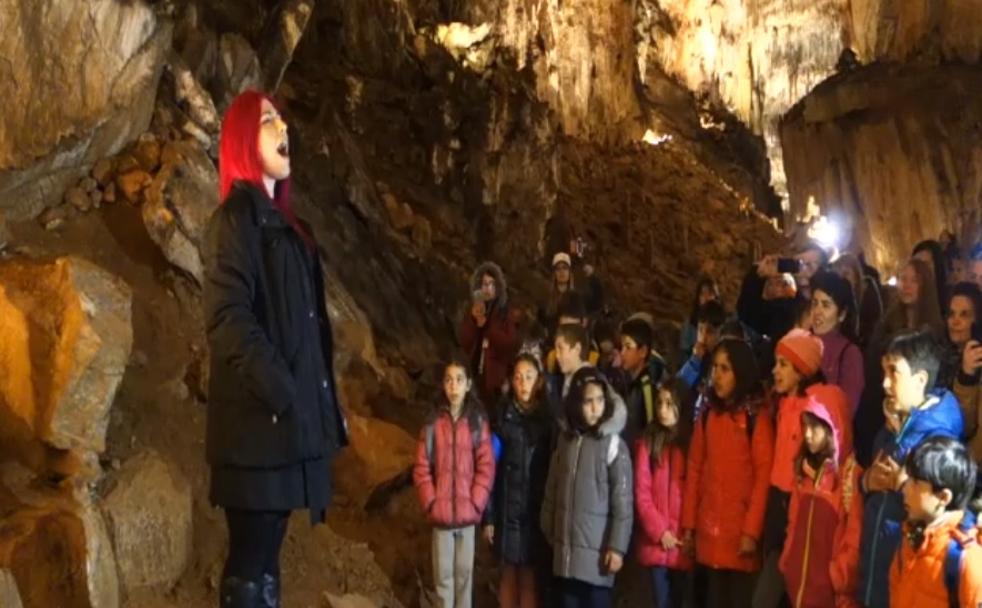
top-left (204, 90), bottom-right (348, 608)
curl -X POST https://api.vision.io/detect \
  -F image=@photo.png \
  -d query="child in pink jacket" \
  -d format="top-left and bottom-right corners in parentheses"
top-left (634, 378), bottom-right (694, 608)
top-left (414, 359), bottom-right (496, 608)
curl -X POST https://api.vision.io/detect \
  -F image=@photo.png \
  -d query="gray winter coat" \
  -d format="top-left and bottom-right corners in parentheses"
top-left (540, 392), bottom-right (633, 588)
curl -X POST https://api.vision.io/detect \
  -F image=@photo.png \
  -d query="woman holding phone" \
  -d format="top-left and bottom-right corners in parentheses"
top-left (459, 262), bottom-right (520, 409)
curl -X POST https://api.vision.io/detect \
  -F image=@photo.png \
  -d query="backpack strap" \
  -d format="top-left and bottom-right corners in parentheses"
top-left (944, 512), bottom-right (978, 608)
top-left (425, 422), bottom-right (436, 474)
top-left (944, 538), bottom-right (965, 608)
top-left (641, 374), bottom-right (655, 426)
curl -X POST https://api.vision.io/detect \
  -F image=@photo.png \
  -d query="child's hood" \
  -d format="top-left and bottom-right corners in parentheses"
top-left (598, 386), bottom-right (627, 438)
top-left (469, 261), bottom-right (508, 307)
top-left (804, 383), bottom-right (852, 463)
top-left (802, 394), bottom-right (848, 468)
top-left (901, 389), bottom-right (964, 448)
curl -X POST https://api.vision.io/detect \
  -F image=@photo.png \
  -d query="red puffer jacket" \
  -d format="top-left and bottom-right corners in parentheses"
top-left (772, 385), bottom-right (849, 493)
top-left (780, 398), bottom-right (863, 608)
top-left (413, 403), bottom-right (496, 528)
top-left (634, 440), bottom-right (692, 570)
top-left (682, 394), bottom-right (775, 572)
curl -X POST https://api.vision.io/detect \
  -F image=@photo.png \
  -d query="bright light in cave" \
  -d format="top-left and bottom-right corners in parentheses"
top-left (887, 276), bottom-right (898, 287)
top-left (642, 129), bottom-right (673, 146)
top-left (808, 215), bottom-right (840, 249)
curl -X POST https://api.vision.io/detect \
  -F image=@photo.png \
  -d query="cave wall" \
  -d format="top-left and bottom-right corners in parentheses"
top-left (781, 65), bottom-right (982, 271)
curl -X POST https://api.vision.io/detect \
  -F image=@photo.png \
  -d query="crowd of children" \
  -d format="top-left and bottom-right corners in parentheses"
top-left (414, 237), bottom-right (982, 608)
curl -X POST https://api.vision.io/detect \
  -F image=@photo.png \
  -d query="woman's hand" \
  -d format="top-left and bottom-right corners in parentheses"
top-left (738, 534), bottom-right (757, 556)
top-left (603, 550), bottom-right (624, 574)
top-left (962, 340), bottom-right (982, 376)
top-left (471, 301), bottom-right (487, 327)
top-left (482, 525), bottom-right (494, 545)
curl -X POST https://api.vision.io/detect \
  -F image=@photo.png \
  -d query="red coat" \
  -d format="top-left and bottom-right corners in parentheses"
top-left (458, 262), bottom-right (519, 407)
top-left (682, 395), bottom-right (775, 572)
top-left (771, 385), bottom-right (849, 493)
top-left (780, 399), bottom-right (863, 608)
top-left (634, 440), bottom-right (692, 569)
top-left (413, 405), bottom-right (496, 528)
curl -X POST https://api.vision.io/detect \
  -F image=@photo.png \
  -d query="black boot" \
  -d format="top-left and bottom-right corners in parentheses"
top-left (220, 577), bottom-right (262, 608)
top-left (259, 573), bottom-right (280, 608)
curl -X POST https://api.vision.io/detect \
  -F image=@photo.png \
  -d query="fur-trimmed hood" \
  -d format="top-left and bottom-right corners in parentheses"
top-left (470, 261), bottom-right (508, 309)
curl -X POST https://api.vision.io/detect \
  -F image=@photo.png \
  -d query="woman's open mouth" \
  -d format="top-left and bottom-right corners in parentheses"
top-left (277, 141), bottom-right (289, 158)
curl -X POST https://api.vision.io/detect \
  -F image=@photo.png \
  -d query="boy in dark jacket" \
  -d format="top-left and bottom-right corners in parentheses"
top-left (857, 330), bottom-right (964, 608)
top-left (618, 317), bottom-right (666, 446)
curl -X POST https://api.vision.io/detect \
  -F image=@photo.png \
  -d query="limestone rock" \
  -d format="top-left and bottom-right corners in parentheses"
top-left (92, 159), bottom-right (115, 187)
top-left (116, 170), bottom-right (153, 205)
top-left (383, 193), bottom-right (415, 231)
top-left (103, 182), bottom-right (117, 204)
top-left (333, 412), bottom-right (416, 508)
top-left (781, 65), bottom-right (982, 271)
top-left (133, 135), bottom-right (162, 172)
top-left (325, 592), bottom-right (381, 608)
top-left (0, 0), bottom-right (172, 219)
top-left (259, 0), bottom-right (316, 92)
top-left (0, 496), bottom-right (118, 608)
top-left (168, 53), bottom-right (221, 136)
top-left (0, 212), bottom-right (9, 251)
top-left (0, 570), bottom-right (22, 608)
top-left (103, 451), bottom-right (192, 595)
top-left (141, 141), bottom-right (218, 283)
top-left (38, 206), bottom-right (69, 231)
top-left (65, 187), bottom-right (91, 212)
top-left (213, 33), bottom-right (262, 112)
top-left (0, 256), bottom-right (133, 459)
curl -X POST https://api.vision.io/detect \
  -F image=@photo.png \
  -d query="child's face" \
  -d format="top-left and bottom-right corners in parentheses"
top-left (619, 336), bottom-right (647, 375)
top-left (555, 336), bottom-right (583, 374)
top-left (801, 414), bottom-right (831, 456)
top-left (711, 349), bottom-right (736, 400)
top-left (696, 322), bottom-right (718, 350)
top-left (656, 389), bottom-right (679, 428)
top-left (443, 365), bottom-right (471, 408)
top-left (882, 355), bottom-right (928, 411)
top-left (581, 382), bottom-right (606, 427)
top-left (479, 273), bottom-right (497, 301)
top-left (512, 361), bottom-right (539, 404)
top-left (902, 476), bottom-right (949, 524)
top-left (772, 354), bottom-right (802, 395)
top-left (554, 263), bottom-right (571, 285)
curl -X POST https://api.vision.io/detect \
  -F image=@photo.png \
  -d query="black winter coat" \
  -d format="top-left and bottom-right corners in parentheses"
top-left (485, 397), bottom-right (553, 566)
top-left (203, 182), bottom-right (348, 516)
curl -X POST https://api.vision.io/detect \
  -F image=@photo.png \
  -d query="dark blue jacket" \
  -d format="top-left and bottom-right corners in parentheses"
top-left (856, 390), bottom-right (964, 608)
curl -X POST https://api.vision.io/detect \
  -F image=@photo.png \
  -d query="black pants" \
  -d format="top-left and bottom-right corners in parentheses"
top-left (223, 509), bottom-right (290, 581)
top-left (705, 568), bottom-right (755, 608)
top-left (556, 577), bottom-right (612, 608)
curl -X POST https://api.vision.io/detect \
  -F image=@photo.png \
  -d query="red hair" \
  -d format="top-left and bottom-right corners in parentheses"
top-left (218, 90), bottom-right (311, 246)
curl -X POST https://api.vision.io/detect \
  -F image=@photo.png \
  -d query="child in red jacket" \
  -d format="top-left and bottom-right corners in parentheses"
top-left (414, 359), bottom-right (496, 608)
top-left (635, 378), bottom-right (694, 608)
top-left (681, 338), bottom-right (775, 608)
top-left (757, 329), bottom-right (853, 608)
top-left (779, 396), bottom-right (863, 608)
